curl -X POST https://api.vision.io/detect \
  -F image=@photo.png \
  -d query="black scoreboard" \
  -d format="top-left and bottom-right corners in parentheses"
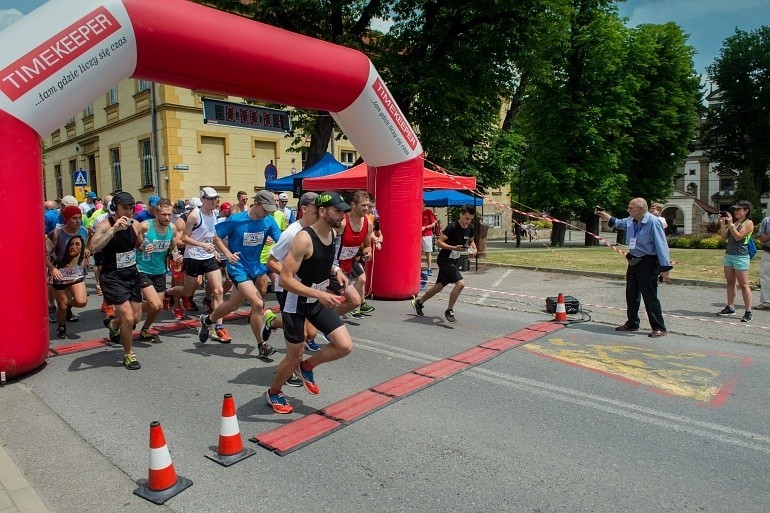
top-left (202, 98), bottom-right (291, 133)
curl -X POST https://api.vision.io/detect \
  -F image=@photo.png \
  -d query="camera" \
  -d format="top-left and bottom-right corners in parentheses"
top-left (127, 219), bottom-right (134, 225)
top-left (595, 206), bottom-right (604, 213)
top-left (719, 211), bottom-right (728, 217)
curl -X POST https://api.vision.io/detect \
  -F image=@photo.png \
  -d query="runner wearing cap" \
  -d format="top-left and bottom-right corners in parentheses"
top-left (88, 192), bottom-right (143, 370)
top-left (277, 192), bottom-right (295, 223)
top-left (266, 191), bottom-right (353, 414)
top-left (134, 195), bottom-right (161, 222)
top-left (46, 205), bottom-right (89, 339)
top-left (197, 190), bottom-right (282, 357)
top-left (79, 191), bottom-right (97, 217)
top-left (177, 187), bottom-right (229, 341)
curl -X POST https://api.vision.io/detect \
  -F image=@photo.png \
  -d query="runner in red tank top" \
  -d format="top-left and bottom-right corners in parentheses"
top-left (330, 191), bottom-right (373, 317)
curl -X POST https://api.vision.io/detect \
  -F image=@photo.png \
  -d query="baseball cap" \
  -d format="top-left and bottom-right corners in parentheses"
top-left (189, 197), bottom-right (203, 208)
top-left (316, 191), bottom-right (351, 212)
top-left (299, 192), bottom-right (318, 208)
top-left (219, 202), bottom-right (232, 213)
top-left (148, 195), bottom-right (161, 207)
top-left (62, 205), bottom-right (82, 223)
top-left (200, 187), bottom-right (218, 199)
top-left (278, 192), bottom-right (289, 201)
top-left (253, 190), bottom-right (277, 212)
top-left (60, 195), bottom-right (78, 207)
top-left (112, 191), bottom-right (135, 206)
top-left (174, 199), bottom-right (186, 210)
top-left (85, 191), bottom-right (97, 199)
top-left (731, 200), bottom-right (752, 210)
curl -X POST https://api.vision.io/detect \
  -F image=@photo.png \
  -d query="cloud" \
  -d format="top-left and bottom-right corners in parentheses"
top-left (0, 8), bottom-right (23, 31)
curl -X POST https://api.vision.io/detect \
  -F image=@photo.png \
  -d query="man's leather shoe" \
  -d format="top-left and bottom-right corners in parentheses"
top-left (648, 330), bottom-right (667, 338)
top-left (615, 323), bottom-right (639, 332)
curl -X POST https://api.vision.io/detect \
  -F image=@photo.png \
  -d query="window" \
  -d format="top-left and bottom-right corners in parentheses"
top-left (483, 213), bottom-right (501, 228)
top-left (720, 178), bottom-right (734, 191)
top-left (107, 86), bottom-right (119, 106)
top-left (54, 165), bottom-right (63, 200)
top-left (137, 80), bottom-right (151, 92)
top-left (140, 139), bottom-right (153, 188)
top-left (688, 169), bottom-right (696, 175)
top-left (340, 150), bottom-right (357, 165)
top-left (84, 104), bottom-right (93, 117)
top-left (110, 148), bottom-right (122, 192)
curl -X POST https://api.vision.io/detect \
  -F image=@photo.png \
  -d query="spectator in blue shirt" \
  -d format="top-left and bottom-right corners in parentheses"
top-left (596, 198), bottom-right (672, 338)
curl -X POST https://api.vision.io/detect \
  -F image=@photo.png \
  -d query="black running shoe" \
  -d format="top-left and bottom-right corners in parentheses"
top-left (66, 307), bottom-right (78, 322)
top-left (444, 309), bottom-right (457, 323)
top-left (57, 325), bottom-right (67, 339)
top-left (287, 372), bottom-right (303, 387)
top-left (197, 314), bottom-right (210, 343)
top-left (411, 299), bottom-right (424, 316)
top-left (258, 343), bottom-right (277, 358)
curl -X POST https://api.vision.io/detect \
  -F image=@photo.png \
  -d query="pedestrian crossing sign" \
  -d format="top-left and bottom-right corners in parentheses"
top-left (73, 170), bottom-right (88, 186)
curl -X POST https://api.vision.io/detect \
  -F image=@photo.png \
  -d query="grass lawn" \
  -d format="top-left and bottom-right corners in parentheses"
top-left (482, 247), bottom-right (760, 284)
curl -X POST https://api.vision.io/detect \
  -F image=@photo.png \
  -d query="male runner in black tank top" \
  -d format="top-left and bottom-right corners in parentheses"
top-left (88, 192), bottom-right (143, 370)
top-left (266, 191), bottom-right (353, 414)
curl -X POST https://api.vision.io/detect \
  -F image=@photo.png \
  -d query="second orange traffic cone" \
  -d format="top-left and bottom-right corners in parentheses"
top-left (133, 421), bottom-right (193, 505)
top-left (553, 293), bottom-right (568, 322)
top-left (205, 393), bottom-right (255, 466)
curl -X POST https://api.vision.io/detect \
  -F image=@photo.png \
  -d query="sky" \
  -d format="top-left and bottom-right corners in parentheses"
top-left (1, 0), bottom-right (767, 83)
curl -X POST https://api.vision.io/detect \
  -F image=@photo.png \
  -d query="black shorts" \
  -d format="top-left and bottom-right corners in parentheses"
top-left (281, 301), bottom-right (343, 344)
top-left (100, 268), bottom-right (142, 305)
top-left (139, 273), bottom-right (167, 293)
top-left (327, 261), bottom-right (364, 294)
top-left (184, 257), bottom-right (219, 277)
top-left (275, 290), bottom-right (287, 310)
top-left (51, 277), bottom-right (85, 291)
top-left (436, 260), bottom-right (463, 286)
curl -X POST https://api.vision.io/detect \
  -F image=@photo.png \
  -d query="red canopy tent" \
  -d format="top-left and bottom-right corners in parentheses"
top-left (302, 162), bottom-right (476, 191)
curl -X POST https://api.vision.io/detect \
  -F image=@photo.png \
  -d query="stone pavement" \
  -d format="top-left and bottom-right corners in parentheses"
top-left (0, 439), bottom-right (50, 513)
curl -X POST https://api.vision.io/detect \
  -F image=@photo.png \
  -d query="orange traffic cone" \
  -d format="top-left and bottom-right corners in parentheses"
top-left (553, 293), bottom-right (568, 322)
top-left (205, 393), bottom-right (255, 466)
top-left (134, 421), bottom-right (193, 505)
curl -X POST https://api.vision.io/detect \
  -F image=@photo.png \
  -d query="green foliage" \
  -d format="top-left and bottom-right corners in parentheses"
top-left (667, 233), bottom-right (726, 250)
top-left (733, 169), bottom-right (764, 225)
top-left (703, 26), bottom-right (770, 195)
top-left (534, 219), bottom-right (552, 229)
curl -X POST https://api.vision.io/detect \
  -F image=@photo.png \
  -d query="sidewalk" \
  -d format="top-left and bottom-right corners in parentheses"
top-left (0, 436), bottom-right (50, 513)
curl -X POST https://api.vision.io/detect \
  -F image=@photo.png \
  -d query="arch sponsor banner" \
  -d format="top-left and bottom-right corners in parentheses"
top-left (333, 61), bottom-right (422, 167)
top-left (0, 0), bottom-right (136, 136)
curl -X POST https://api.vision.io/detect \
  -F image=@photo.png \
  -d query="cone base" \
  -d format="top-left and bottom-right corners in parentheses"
top-left (205, 446), bottom-right (256, 466)
top-left (134, 475), bottom-right (193, 505)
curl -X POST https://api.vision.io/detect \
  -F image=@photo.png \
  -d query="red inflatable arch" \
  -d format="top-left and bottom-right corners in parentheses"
top-left (0, 0), bottom-right (423, 379)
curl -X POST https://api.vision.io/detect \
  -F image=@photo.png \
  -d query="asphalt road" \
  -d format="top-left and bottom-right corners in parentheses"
top-left (1, 266), bottom-right (769, 512)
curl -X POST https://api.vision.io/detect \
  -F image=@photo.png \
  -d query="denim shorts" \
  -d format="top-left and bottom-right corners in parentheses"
top-left (723, 253), bottom-right (750, 271)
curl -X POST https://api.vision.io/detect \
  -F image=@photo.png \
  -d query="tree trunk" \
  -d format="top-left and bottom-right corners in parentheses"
top-left (550, 221), bottom-right (566, 247)
top-left (584, 214), bottom-right (600, 246)
top-left (305, 113), bottom-right (335, 169)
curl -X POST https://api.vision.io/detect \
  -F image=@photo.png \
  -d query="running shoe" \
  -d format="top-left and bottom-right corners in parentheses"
top-left (162, 293), bottom-right (170, 311)
top-left (426, 268), bottom-right (433, 276)
top-left (297, 363), bottom-right (319, 395)
top-left (104, 304), bottom-right (115, 318)
top-left (717, 306), bottom-right (736, 316)
top-left (172, 305), bottom-right (184, 320)
top-left (66, 307), bottom-right (78, 322)
top-left (258, 343), bottom-right (277, 358)
top-left (188, 298), bottom-right (200, 312)
top-left (358, 302), bottom-right (375, 314)
top-left (265, 390), bottom-right (293, 414)
top-left (140, 329), bottom-right (161, 343)
top-left (211, 327), bottom-right (232, 343)
top-left (123, 352), bottom-right (141, 370)
top-left (197, 314), bottom-right (210, 343)
top-left (203, 296), bottom-right (213, 314)
top-left (741, 311), bottom-right (753, 323)
top-left (57, 325), bottom-right (67, 339)
top-left (287, 372), bottom-right (303, 387)
top-left (444, 309), bottom-right (457, 323)
top-left (305, 339), bottom-right (321, 352)
top-left (351, 308), bottom-right (364, 319)
top-left (411, 299), bottom-right (424, 316)
top-left (104, 317), bottom-right (120, 343)
top-left (182, 296), bottom-right (193, 311)
top-left (262, 310), bottom-right (277, 342)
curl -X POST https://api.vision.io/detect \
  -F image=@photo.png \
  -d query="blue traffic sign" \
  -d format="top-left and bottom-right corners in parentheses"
top-left (73, 170), bottom-right (88, 186)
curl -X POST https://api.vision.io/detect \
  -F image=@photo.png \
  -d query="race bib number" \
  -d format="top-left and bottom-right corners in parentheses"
top-left (242, 232), bottom-right (265, 246)
top-left (201, 236), bottom-right (214, 245)
top-left (306, 279), bottom-right (330, 304)
top-left (628, 237), bottom-right (637, 250)
top-left (338, 245), bottom-right (360, 260)
top-left (59, 267), bottom-right (83, 281)
top-left (153, 239), bottom-right (171, 252)
top-left (116, 250), bottom-right (136, 269)
top-left (449, 250), bottom-right (461, 259)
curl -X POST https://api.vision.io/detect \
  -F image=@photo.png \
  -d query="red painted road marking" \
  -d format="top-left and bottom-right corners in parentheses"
top-left (251, 322), bottom-right (565, 455)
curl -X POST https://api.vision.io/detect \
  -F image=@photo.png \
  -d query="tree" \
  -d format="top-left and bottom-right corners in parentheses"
top-left (702, 26), bottom-right (770, 197)
top-left (733, 169), bottom-right (763, 226)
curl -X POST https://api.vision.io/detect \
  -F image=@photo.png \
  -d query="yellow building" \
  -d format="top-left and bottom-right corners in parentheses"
top-left (42, 78), bottom-right (358, 205)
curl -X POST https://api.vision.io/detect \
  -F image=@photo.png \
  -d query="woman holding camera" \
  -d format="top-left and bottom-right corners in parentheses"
top-left (717, 200), bottom-right (754, 322)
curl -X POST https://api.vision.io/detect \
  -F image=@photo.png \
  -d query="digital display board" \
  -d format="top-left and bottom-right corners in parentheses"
top-left (202, 98), bottom-right (291, 133)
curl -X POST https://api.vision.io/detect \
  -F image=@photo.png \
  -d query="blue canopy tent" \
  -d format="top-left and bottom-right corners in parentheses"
top-left (423, 189), bottom-right (484, 207)
top-left (265, 152), bottom-right (347, 195)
